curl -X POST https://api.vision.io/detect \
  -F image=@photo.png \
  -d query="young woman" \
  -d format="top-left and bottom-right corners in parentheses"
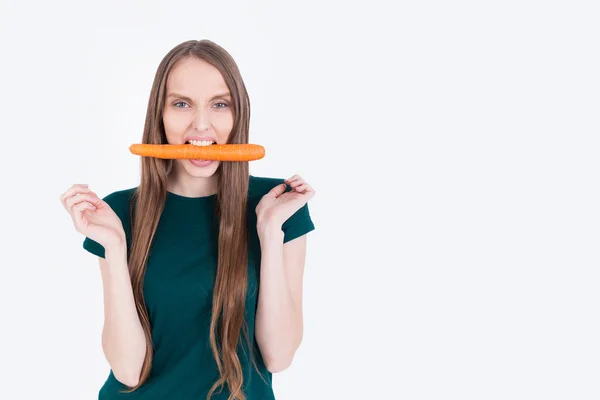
top-left (59, 39), bottom-right (316, 400)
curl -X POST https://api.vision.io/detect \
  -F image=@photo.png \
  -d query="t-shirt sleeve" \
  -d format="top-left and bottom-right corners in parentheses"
top-left (83, 233), bottom-right (106, 258)
top-left (282, 201), bottom-right (315, 244)
top-left (82, 190), bottom-right (130, 259)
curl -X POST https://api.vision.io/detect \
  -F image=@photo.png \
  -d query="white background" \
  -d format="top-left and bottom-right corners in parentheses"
top-left (1, 1), bottom-right (598, 399)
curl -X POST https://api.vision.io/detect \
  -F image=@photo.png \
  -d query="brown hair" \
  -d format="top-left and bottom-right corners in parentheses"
top-left (125, 39), bottom-right (252, 400)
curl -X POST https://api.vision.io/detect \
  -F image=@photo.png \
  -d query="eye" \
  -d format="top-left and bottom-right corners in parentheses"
top-left (213, 102), bottom-right (229, 109)
top-left (173, 101), bottom-right (190, 108)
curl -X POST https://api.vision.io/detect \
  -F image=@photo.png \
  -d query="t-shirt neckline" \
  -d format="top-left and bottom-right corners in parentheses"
top-left (166, 190), bottom-right (217, 201)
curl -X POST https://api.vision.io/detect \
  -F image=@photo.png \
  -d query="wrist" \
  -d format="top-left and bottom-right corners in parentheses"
top-left (104, 238), bottom-right (127, 262)
top-left (257, 221), bottom-right (284, 242)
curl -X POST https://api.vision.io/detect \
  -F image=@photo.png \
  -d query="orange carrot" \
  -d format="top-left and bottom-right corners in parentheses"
top-left (129, 144), bottom-right (265, 161)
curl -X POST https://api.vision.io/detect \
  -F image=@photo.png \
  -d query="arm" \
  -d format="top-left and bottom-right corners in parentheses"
top-left (99, 243), bottom-right (147, 387)
top-left (255, 228), bottom-right (307, 373)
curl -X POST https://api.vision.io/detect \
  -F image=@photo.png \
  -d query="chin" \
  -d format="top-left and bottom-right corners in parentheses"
top-left (179, 159), bottom-right (221, 178)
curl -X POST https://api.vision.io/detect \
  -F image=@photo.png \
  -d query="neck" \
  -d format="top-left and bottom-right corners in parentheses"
top-left (167, 169), bottom-right (219, 198)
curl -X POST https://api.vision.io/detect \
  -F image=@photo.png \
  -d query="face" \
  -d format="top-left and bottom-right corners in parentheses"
top-left (162, 57), bottom-right (234, 179)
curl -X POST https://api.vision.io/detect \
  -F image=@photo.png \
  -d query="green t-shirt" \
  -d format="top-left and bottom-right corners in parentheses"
top-left (82, 175), bottom-right (315, 399)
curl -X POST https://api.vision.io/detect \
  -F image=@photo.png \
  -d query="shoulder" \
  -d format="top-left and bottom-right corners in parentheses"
top-left (248, 174), bottom-right (287, 201)
top-left (247, 175), bottom-right (315, 243)
top-left (102, 186), bottom-right (137, 204)
top-left (82, 186), bottom-right (137, 258)
top-left (100, 187), bottom-right (138, 223)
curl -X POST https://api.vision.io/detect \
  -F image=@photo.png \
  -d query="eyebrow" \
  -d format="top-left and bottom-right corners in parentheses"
top-left (166, 92), bottom-right (232, 102)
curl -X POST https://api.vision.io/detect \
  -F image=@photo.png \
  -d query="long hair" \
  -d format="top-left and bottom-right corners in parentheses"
top-left (125, 39), bottom-right (251, 400)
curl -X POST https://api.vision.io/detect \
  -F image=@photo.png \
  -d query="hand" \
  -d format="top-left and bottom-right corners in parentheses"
top-left (60, 184), bottom-right (126, 250)
top-left (255, 175), bottom-right (315, 235)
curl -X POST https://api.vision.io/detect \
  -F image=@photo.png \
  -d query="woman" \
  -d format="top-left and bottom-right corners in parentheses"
top-left (59, 39), bottom-right (316, 400)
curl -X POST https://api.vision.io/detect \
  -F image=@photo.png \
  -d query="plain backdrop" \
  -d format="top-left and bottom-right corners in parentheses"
top-left (1, 1), bottom-right (599, 399)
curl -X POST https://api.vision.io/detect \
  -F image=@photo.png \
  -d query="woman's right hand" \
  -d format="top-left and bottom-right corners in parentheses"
top-left (60, 184), bottom-right (126, 250)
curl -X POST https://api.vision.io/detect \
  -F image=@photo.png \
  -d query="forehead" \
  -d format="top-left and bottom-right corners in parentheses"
top-left (166, 57), bottom-right (229, 98)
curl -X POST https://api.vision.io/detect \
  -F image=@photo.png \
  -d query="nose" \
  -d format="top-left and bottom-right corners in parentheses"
top-left (192, 109), bottom-right (210, 131)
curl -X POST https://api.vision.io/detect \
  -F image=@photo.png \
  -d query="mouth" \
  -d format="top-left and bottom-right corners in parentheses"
top-left (185, 139), bottom-right (216, 146)
top-left (184, 139), bottom-right (216, 164)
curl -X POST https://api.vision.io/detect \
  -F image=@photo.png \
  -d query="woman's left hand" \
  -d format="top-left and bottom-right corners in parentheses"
top-left (256, 174), bottom-right (315, 236)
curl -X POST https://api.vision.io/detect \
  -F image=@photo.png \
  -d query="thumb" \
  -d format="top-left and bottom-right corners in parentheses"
top-left (267, 183), bottom-right (288, 198)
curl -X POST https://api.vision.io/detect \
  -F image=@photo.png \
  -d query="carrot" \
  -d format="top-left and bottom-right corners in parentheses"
top-left (129, 143), bottom-right (265, 161)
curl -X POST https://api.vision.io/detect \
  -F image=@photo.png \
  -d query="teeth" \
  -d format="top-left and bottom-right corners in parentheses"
top-left (188, 140), bottom-right (215, 146)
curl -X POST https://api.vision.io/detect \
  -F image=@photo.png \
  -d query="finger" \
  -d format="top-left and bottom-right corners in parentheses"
top-left (268, 183), bottom-right (288, 198)
top-left (289, 179), bottom-right (306, 188)
top-left (60, 184), bottom-right (91, 207)
top-left (69, 183), bottom-right (89, 190)
top-left (294, 183), bottom-right (308, 192)
top-left (301, 183), bottom-right (315, 195)
top-left (64, 192), bottom-right (98, 209)
top-left (66, 184), bottom-right (90, 194)
top-left (62, 190), bottom-right (92, 211)
top-left (72, 201), bottom-right (96, 227)
top-left (284, 175), bottom-right (301, 184)
top-left (65, 192), bottom-right (101, 211)
top-left (298, 183), bottom-right (315, 193)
